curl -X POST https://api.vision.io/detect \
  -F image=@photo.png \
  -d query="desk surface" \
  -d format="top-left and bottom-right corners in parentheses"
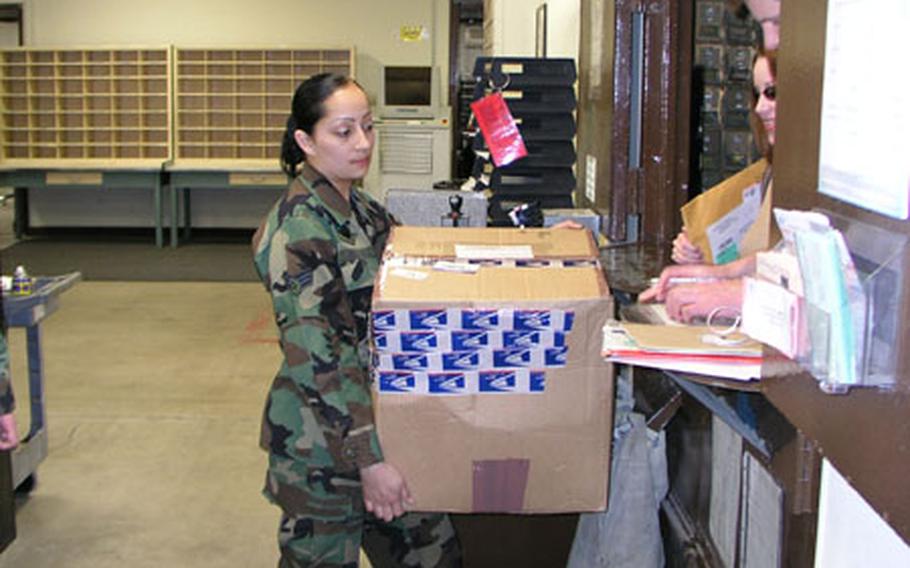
top-left (764, 364), bottom-right (910, 545)
top-left (164, 160), bottom-right (284, 173)
top-left (0, 160), bottom-right (164, 172)
top-left (3, 273), bottom-right (82, 326)
top-left (602, 243), bottom-right (910, 546)
top-left (598, 242), bottom-right (670, 296)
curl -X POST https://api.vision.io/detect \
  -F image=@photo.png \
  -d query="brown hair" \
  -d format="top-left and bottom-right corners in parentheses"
top-left (725, 0), bottom-right (751, 18)
top-left (279, 73), bottom-right (365, 177)
top-left (750, 49), bottom-right (777, 162)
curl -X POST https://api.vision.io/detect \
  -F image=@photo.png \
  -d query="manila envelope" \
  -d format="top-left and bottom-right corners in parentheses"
top-left (681, 159), bottom-right (771, 264)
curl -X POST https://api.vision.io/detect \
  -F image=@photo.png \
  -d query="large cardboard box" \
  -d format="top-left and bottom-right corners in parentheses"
top-left (371, 227), bottom-right (614, 513)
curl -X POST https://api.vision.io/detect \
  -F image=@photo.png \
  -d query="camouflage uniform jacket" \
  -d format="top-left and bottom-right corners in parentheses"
top-left (0, 332), bottom-right (14, 414)
top-left (252, 162), bottom-right (393, 475)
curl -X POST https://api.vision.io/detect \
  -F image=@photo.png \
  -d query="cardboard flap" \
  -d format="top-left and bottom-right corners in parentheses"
top-left (374, 364), bottom-right (613, 512)
top-left (378, 265), bottom-right (607, 303)
top-left (387, 226), bottom-right (597, 259)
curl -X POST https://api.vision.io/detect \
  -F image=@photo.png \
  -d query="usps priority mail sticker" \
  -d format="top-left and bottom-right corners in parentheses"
top-left (375, 370), bottom-right (546, 395)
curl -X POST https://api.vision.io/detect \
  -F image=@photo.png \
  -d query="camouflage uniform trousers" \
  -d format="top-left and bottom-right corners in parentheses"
top-left (267, 459), bottom-right (461, 567)
top-left (278, 509), bottom-right (461, 568)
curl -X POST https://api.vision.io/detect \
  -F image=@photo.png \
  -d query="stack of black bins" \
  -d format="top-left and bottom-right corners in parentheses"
top-left (471, 57), bottom-right (577, 225)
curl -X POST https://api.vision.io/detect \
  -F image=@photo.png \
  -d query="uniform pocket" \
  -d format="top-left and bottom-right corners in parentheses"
top-left (265, 455), bottom-right (363, 520)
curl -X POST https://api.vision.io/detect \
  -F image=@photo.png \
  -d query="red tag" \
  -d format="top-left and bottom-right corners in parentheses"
top-left (470, 92), bottom-right (528, 167)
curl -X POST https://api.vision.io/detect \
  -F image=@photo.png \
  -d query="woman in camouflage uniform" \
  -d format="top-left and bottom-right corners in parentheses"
top-left (252, 74), bottom-right (461, 567)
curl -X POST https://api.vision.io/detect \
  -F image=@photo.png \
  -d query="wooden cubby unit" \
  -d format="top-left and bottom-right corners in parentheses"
top-left (172, 47), bottom-right (354, 166)
top-left (0, 47), bottom-right (172, 167)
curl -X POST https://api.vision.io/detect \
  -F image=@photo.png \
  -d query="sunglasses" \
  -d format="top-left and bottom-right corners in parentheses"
top-left (753, 84), bottom-right (777, 101)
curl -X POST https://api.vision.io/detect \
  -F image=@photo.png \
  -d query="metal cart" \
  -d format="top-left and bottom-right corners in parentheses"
top-left (3, 272), bottom-right (81, 491)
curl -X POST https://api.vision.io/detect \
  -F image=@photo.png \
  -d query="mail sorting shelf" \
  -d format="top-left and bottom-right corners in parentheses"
top-left (165, 164), bottom-right (288, 247)
top-left (172, 47), bottom-right (353, 163)
top-left (0, 167), bottom-right (167, 247)
top-left (0, 47), bottom-right (172, 164)
top-left (2, 272), bottom-right (81, 493)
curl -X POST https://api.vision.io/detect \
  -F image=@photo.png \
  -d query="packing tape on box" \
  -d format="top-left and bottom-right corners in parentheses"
top-left (384, 257), bottom-right (600, 269)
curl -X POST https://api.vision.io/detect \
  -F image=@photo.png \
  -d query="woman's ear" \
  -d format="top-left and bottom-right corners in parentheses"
top-left (294, 129), bottom-right (315, 157)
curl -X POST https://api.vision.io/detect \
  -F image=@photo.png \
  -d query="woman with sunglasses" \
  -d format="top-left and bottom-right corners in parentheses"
top-left (671, 51), bottom-right (777, 265)
top-left (641, 51), bottom-right (778, 322)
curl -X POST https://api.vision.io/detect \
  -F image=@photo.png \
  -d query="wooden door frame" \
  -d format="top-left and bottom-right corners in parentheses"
top-left (609, 0), bottom-right (693, 244)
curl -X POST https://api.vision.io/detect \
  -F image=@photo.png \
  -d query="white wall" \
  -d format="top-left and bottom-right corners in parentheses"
top-left (21, 0), bottom-right (449, 105)
top-left (488, 0), bottom-right (535, 56)
top-left (487, 0), bottom-right (579, 61)
top-left (0, 21), bottom-right (19, 46)
top-left (814, 459), bottom-right (910, 567)
top-left (547, 0), bottom-right (580, 61)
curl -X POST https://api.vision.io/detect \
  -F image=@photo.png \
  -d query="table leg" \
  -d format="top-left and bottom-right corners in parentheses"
top-left (13, 187), bottom-right (28, 239)
top-left (25, 325), bottom-right (46, 438)
top-left (182, 188), bottom-right (192, 242)
top-left (170, 185), bottom-right (179, 248)
top-left (154, 177), bottom-right (163, 248)
top-left (9, 324), bottom-right (48, 491)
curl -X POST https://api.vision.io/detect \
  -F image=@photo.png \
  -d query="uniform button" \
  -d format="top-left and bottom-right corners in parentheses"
top-left (344, 448), bottom-right (355, 458)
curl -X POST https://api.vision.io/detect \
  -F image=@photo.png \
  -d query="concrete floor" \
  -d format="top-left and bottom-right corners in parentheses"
top-left (0, 199), bottom-right (377, 566)
top-left (0, 199), bottom-right (596, 567)
top-left (2, 281), bottom-right (284, 567)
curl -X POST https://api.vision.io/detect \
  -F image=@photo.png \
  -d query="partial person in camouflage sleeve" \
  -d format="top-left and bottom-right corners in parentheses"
top-left (0, 278), bottom-right (20, 450)
top-left (252, 73), bottom-right (461, 567)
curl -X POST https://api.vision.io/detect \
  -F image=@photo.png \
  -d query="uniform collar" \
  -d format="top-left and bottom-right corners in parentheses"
top-left (299, 162), bottom-right (353, 223)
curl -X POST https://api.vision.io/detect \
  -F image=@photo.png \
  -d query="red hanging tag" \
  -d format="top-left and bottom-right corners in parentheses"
top-left (470, 92), bottom-right (528, 167)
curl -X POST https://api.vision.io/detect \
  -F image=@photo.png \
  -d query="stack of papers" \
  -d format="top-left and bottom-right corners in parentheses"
top-left (602, 320), bottom-right (763, 381)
